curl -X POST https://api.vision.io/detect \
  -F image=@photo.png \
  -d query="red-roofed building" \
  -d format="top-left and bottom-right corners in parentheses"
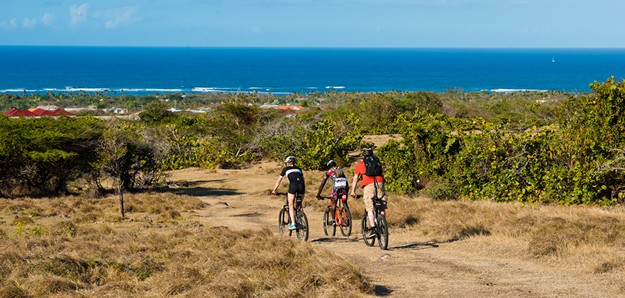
top-left (276, 105), bottom-right (303, 111)
top-left (4, 109), bottom-right (35, 117)
top-left (50, 109), bottom-right (74, 116)
top-left (30, 108), bottom-right (53, 116)
top-left (3, 108), bottom-right (74, 118)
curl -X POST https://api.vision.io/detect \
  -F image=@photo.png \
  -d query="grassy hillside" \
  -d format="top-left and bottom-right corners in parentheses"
top-left (0, 192), bottom-right (370, 297)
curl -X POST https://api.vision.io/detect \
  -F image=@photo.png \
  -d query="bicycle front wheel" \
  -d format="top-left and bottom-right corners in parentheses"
top-left (361, 213), bottom-right (375, 246)
top-left (296, 211), bottom-right (309, 242)
top-left (323, 207), bottom-right (336, 236)
top-left (339, 206), bottom-right (352, 237)
top-left (377, 215), bottom-right (389, 250)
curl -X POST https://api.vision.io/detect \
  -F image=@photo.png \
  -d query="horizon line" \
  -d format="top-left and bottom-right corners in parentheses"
top-left (1, 45), bottom-right (625, 50)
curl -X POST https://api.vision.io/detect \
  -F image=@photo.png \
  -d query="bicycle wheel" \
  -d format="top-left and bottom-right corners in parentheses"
top-left (361, 213), bottom-right (375, 246)
top-left (339, 206), bottom-right (352, 237)
top-left (296, 211), bottom-right (309, 242)
top-left (323, 207), bottom-right (336, 236)
top-left (377, 215), bottom-right (389, 250)
top-left (278, 207), bottom-right (288, 235)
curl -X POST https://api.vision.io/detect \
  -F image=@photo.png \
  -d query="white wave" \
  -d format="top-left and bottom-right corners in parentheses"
top-left (325, 86), bottom-right (345, 89)
top-left (0, 89), bottom-right (36, 93)
top-left (248, 87), bottom-right (272, 92)
top-left (491, 88), bottom-right (548, 93)
top-left (192, 87), bottom-right (249, 93)
top-left (144, 88), bottom-right (183, 92)
top-left (192, 87), bottom-right (221, 92)
top-left (63, 87), bottom-right (108, 92)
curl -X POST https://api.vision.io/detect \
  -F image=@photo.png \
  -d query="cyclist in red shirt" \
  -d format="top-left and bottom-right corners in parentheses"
top-left (350, 148), bottom-right (387, 238)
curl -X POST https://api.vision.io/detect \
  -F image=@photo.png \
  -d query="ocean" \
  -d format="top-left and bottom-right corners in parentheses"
top-left (1, 46), bottom-right (624, 95)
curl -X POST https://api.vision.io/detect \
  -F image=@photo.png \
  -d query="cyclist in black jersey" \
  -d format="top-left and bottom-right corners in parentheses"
top-left (272, 156), bottom-right (305, 230)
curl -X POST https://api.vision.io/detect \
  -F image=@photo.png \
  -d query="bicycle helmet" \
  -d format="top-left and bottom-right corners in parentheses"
top-left (361, 148), bottom-right (373, 157)
top-left (326, 160), bottom-right (337, 168)
top-left (284, 156), bottom-right (297, 164)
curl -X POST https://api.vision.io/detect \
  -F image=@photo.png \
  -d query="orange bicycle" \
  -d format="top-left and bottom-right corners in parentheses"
top-left (320, 189), bottom-right (351, 237)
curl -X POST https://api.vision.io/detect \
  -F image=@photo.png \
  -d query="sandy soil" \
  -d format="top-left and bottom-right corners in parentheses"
top-left (167, 164), bottom-right (619, 297)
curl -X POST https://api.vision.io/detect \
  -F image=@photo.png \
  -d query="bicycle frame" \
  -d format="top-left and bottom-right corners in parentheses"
top-left (322, 188), bottom-right (352, 237)
top-left (362, 196), bottom-right (389, 250)
top-left (278, 192), bottom-right (308, 241)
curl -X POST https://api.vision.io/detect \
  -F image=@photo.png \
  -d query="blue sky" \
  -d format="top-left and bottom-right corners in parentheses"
top-left (1, 0), bottom-right (624, 48)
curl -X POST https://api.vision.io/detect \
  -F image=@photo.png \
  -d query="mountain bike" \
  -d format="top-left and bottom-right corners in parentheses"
top-left (277, 192), bottom-right (309, 242)
top-left (319, 189), bottom-right (352, 237)
top-left (361, 197), bottom-right (388, 250)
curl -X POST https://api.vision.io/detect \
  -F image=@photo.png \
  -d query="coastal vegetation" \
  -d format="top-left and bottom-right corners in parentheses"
top-left (1, 77), bottom-right (625, 206)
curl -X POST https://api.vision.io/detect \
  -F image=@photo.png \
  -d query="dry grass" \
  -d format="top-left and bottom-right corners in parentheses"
top-left (0, 193), bottom-right (371, 297)
top-left (382, 194), bottom-right (625, 290)
top-left (307, 163), bottom-right (625, 293)
top-left (5, 164), bottom-right (625, 296)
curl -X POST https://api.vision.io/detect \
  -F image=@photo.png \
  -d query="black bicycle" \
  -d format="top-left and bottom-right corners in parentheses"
top-left (278, 192), bottom-right (309, 242)
top-left (361, 197), bottom-right (388, 250)
top-left (320, 192), bottom-right (352, 237)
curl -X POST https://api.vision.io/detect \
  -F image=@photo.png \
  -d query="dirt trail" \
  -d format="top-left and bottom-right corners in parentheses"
top-left (168, 166), bottom-right (618, 297)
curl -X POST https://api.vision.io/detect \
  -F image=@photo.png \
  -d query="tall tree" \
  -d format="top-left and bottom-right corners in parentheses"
top-left (93, 120), bottom-right (159, 217)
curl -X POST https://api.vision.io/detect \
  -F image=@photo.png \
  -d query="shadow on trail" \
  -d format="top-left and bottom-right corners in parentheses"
top-left (311, 237), bottom-right (360, 244)
top-left (169, 179), bottom-right (227, 187)
top-left (390, 225), bottom-right (491, 250)
top-left (154, 185), bottom-right (242, 197)
top-left (392, 241), bottom-right (439, 250)
top-left (231, 212), bottom-right (262, 217)
top-left (373, 285), bottom-right (393, 296)
top-left (174, 187), bottom-right (241, 197)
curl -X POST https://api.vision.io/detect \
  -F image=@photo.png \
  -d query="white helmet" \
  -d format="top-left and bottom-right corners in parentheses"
top-left (326, 160), bottom-right (337, 168)
top-left (284, 156), bottom-right (297, 164)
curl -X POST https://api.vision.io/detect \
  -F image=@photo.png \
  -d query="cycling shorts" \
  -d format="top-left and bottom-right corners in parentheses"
top-left (288, 182), bottom-right (305, 195)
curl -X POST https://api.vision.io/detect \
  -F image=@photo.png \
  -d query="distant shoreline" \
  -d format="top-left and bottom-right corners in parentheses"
top-left (0, 88), bottom-right (583, 97)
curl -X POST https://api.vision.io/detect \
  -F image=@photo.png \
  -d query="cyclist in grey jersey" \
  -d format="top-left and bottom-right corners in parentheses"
top-left (316, 160), bottom-right (348, 224)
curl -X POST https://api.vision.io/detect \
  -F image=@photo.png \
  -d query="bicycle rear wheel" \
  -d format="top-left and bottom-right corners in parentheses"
top-left (361, 213), bottom-right (375, 246)
top-left (339, 206), bottom-right (352, 237)
top-left (376, 215), bottom-right (389, 250)
top-left (323, 207), bottom-right (336, 236)
top-left (278, 207), bottom-right (288, 235)
top-left (296, 211), bottom-right (309, 242)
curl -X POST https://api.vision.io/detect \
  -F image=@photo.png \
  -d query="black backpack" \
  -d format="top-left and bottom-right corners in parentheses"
top-left (364, 155), bottom-right (383, 176)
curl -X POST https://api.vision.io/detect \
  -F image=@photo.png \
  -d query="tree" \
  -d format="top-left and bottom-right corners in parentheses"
top-left (139, 101), bottom-right (175, 124)
top-left (93, 120), bottom-right (161, 217)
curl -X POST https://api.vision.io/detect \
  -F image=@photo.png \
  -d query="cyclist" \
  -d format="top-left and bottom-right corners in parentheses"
top-left (272, 156), bottom-right (305, 230)
top-left (316, 160), bottom-right (349, 223)
top-left (350, 148), bottom-right (387, 238)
